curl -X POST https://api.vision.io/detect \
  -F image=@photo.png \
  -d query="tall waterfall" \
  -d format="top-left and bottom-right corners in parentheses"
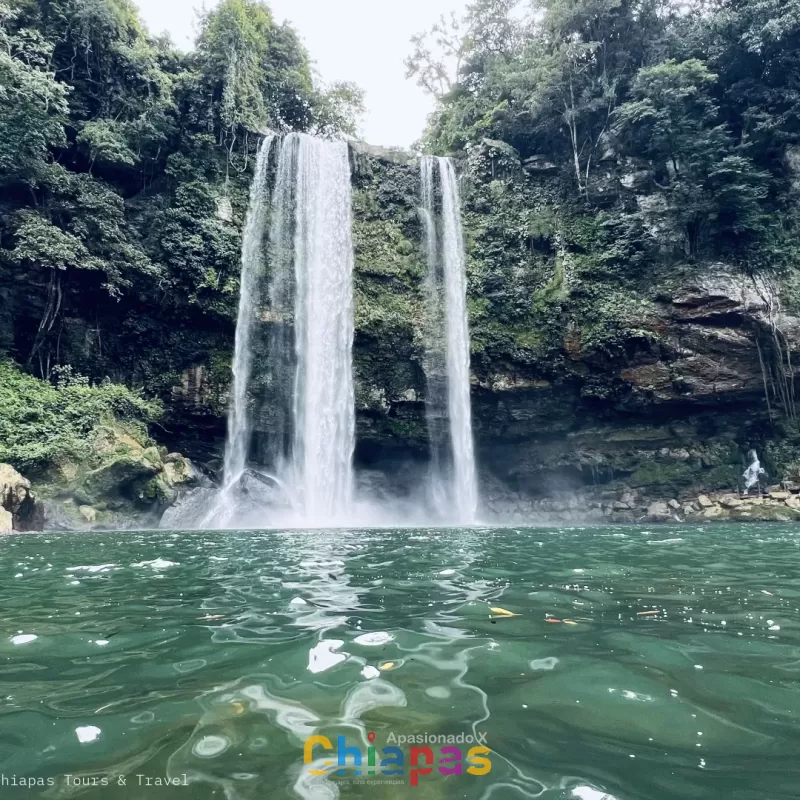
top-left (283, 133), bottom-right (356, 520)
top-left (420, 156), bottom-right (479, 523)
top-left (218, 132), bottom-right (355, 526)
top-left (222, 134), bottom-right (274, 493)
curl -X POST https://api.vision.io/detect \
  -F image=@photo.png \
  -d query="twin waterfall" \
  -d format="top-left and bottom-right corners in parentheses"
top-left (216, 133), bottom-right (477, 527)
top-left (421, 157), bottom-right (479, 524)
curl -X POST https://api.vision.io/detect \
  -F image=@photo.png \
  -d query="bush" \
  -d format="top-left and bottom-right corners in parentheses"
top-left (0, 360), bottom-right (162, 471)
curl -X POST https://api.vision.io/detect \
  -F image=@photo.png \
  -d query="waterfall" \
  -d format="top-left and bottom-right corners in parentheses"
top-left (420, 156), bottom-right (479, 523)
top-left (285, 133), bottom-right (356, 520)
top-left (213, 132), bottom-right (355, 527)
top-left (222, 134), bottom-right (274, 493)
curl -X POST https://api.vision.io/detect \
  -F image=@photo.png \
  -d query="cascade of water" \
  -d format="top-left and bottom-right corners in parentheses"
top-left (743, 449), bottom-right (766, 492)
top-left (289, 134), bottom-right (356, 520)
top-left (212, 132), bottom-right (356, 527)
top-left (420, 156), bottom-right (479, 523)
top-left (420, 158), bottom-right (450, 511)
top-left (263, 135), bottom-right (298, 473)
top-left (222, 134), bottom-right (274, 492)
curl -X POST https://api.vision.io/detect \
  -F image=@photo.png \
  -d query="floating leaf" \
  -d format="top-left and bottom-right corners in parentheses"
top-left (489, 607), bottom-right (518, 617)
top-left (545, 618), bottom-right (562, 624)
top-left (379, 662), bottom-right (395, 671)
top-left (636, 610), bottom-right (660, 616)
top-left (563, 619), bottom-right (578, 625)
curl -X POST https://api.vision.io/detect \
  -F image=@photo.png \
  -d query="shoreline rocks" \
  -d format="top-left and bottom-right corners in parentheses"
top-left (0, 464), bottom-right (44, 532)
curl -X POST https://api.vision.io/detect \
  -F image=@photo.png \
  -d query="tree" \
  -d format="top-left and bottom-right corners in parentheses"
top-left (0, 3), bottom-right (68, 186)
top-left (614, 58), bottom-right (769, 256)
top-left (311, 81), bottom-right (365, 138)
top-left (405, 11), bottom-right (468, 98)
top-left (194, 0), bottom-right (274, 161)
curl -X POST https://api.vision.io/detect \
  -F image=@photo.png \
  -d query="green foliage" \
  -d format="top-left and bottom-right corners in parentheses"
top-left (194, 0), bottom-right (274, 153)
top-left (614, 59), bottom-right (770, 255)
top-left (8, 211), bottom-right (96, 271)
top-left (0, 3), bottom-right (68, 186)
top-left (77, 119), bottom-right (138, 170)
top-left (312, 81), bottom-right (366, 138)
top-left (0, 0), bottom-right (363, 393)
top-left (0, 360), bottom-right (161, 470)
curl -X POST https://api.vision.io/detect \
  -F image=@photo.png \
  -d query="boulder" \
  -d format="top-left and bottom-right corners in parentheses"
top-left (667, 499), bottom-right (680, 510)
top-left (42, 500), bottom-right (105, 531)
top-left (238, 469), bottom-right (292, 511)
top-left (720, 495), bottom-right (743, 509)
top-left (159, 487), bottom-right (219, 530)
top-left (703, 505), bottom-right (724, 518)
top-left (697, 494), bottom-right (714, 508)
top-left (0, 507), bottom-right (12, 534)
top-left (163, 456), bottom-right (205, 490)
top-left (770, 491), bottom-right (791, 500)
top-left (0, 463), bottom-right (44, 531)
top-left (78, 505), bottom-right (97, 523)
top-left (647, 501), bottom-right (670, 518)
top-left (81, 453), bottom-right (160, 501)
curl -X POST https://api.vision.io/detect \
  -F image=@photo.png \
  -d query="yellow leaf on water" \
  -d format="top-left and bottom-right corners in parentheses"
top-left (563, 619), bottom-right (578, 625)
top-left (489, 607), bottom-right (518, 617)
top-left (379, 662), bottom-right (395, 671)
top-left (232, 702), bottom-right (246, 715)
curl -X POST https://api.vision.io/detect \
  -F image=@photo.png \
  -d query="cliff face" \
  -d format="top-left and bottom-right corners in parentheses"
top-left (11, 140), bottom-right (799, 514)
top-left (343, 141), bottom-right (800, 507)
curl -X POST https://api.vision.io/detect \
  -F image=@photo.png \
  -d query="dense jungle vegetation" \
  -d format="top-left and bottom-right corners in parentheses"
top-left (0, 0), bottom-right (364, 467)
top-left (3, 0), bottom-right (800, 491)
top-left (399, 0), bottom-right (800, 466)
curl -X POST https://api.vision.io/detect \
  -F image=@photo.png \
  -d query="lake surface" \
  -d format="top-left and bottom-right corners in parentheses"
top-left (1, 524), bottom-right (799, 799)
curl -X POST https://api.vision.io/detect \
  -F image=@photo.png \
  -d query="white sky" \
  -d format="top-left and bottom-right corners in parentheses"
top-left (135, 0), bottom-right (469, 148)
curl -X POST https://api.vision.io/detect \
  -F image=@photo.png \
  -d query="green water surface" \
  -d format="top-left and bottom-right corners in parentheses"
top-left (1, 524), bottom-right (799, 799)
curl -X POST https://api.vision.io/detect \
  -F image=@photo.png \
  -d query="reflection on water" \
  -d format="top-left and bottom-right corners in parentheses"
top-left (1, 525), bottom-right (799, 798)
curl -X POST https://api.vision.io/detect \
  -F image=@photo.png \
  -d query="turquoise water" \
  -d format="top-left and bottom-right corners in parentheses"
top-left (1, 525), bottom-right (799, 799)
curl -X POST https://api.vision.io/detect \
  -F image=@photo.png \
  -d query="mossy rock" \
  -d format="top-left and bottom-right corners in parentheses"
top-left (80, 455), bottom-right (161, 503)
top-left (131, 473), bottom-right (176, 508)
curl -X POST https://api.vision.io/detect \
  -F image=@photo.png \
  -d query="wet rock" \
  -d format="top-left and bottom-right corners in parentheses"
top-left (238, 470), bottom-right (291, 510)
top-left (697, 494), bottom-right (714, 508)
top-left (0, 463), bottom-right (44, 531)
top-left (81, 454), bottom-right (160, 501)
top-left (720, 496), bottom-right (743, 509)
top-left (78, 505), bottom-right (97, 523)
top-left (159, 487), bottom-right (218, 530)
top-left (667, 499), bottom-right (681, 510)
top-left (703, 505), bottom-right (724, 518)
top-left (0, 507), bottom-right (12, 533)
top-left (647, 501), bottom-right (670, 518)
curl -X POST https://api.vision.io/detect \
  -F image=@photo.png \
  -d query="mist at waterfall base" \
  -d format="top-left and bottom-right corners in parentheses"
top-left (202, 134), bottom-right (480, 530)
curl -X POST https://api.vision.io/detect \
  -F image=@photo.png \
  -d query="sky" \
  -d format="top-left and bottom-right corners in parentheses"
top-left (135, 0), bottom-right (469, 148)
